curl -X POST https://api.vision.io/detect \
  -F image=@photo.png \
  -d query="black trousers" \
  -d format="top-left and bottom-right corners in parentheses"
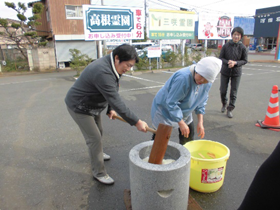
top-left (238, 141), bottom-right (280, 210)
top-left (151, 121), bottom-right (194, 145)
top-left (220, 74), bottom-right (241, 111)
top-left (178, 121), bottom-right (194, 145)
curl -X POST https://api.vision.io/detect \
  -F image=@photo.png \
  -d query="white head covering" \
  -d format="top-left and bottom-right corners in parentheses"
top-left (195, 57), bottom-right (222, 83)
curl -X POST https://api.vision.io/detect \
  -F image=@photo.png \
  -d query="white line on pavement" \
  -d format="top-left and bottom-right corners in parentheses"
top-left (162, 71), bottom-right (174, 74)
top-left (123, 74), bottom-right (165, 84)
top-left (119, 85), bottom-right (164, 92)
top-left (0, 78), bottom-right (57, 86)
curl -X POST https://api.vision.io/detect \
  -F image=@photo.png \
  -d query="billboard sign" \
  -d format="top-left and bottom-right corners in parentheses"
top-left (83, 5), bottom-right (144, 40)
top-left (147, 46), bottom-right (161, 58)
top-left (254, 6), bottom-right (280, 38)
top-left (149, 9), bottom-right (195, 40)
top-left (198, 13), bottom-right (234, 40)
top-left (234, 17), bottom-right (255, 35)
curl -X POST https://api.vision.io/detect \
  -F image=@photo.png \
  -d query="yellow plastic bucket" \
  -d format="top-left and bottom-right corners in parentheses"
top-left (184, 140), bottom-right (230, 193)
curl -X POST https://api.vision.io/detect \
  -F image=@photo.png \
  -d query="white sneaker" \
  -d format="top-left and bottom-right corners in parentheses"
top-left (103, 153), bottom-right (110, 161)
top-left (95, 174), bottom-right (114, 185)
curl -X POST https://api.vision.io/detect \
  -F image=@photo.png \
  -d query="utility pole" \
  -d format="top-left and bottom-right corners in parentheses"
top-left (145, 0), bottom-right (148, 40)
top-left (101, 0), bottom-right (107, 56)
top-left (145, 0), bottom-right (147, 35)
top-left (96, 0), bottom-right (104, 58)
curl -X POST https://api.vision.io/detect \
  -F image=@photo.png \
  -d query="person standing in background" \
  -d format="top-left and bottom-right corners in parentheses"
top-left (219, 27), bottom-right (248, 118)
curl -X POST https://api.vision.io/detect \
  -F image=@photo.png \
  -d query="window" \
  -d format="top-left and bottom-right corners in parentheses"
top-left (65, 5), bottom-right (83, 19)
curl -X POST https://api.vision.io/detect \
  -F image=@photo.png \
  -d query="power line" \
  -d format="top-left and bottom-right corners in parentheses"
top-left (149, 0), bottom-right (180, 10)
top-left (157, 0), bottom-right (254, 17)
top-left (199, 0), bottom-right (225, 8)
top-left (156, 0), bottom-right (180, 9)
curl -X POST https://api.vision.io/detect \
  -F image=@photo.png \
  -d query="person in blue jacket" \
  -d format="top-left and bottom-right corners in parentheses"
top-left (151, 57), bottom-right (222, 145)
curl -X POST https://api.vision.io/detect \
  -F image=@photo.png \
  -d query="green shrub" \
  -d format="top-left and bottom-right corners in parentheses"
top-left (2, 58), bottom-right (29, 72)
top-left (164, 51), bottom-right (177, 67)
top-left (151, 58), bottom-right (159, 70)
top-left (214, 49), bottom-right (221, 58)
top-left (205, 48), bottom-right (212, 57)
top-left (184, 48), bottom-right (193, 66)
top-left (176, 49), bottom-right (183, 66)
top-left (69, 49), bottom-right (91, 76)
top-left (134, 56), bottom-right (150, 70)
top-left (191, 50), bottom-right (202, 63)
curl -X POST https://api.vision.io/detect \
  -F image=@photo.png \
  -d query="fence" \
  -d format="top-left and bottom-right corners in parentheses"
top-left (29, 48), bottom-right (56, 71)
top-left (0, 47), bottom-right (57, 72)
top-left (0, 48), bottom-right (27, 61)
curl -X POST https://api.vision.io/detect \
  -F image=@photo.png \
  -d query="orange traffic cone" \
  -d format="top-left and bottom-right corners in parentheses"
top-left (256, 85), bottom-right (280, 132)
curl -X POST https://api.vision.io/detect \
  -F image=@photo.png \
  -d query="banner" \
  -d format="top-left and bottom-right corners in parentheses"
top-left (149, 9), bottom-right (195, 40)
top-left (147, 46), bottom-right (161, 58)
top-left (254, 6), bottom-right (280, 38)
top-left (83, 5), bottom-right (144, 41)
top-left (198, 13), bottom-right (234, 40)
top-left (234, 17), bottom-right (255, 35)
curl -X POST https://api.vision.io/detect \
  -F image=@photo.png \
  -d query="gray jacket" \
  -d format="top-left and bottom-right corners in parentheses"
top-left (65, 53), bottom-right (139, 126)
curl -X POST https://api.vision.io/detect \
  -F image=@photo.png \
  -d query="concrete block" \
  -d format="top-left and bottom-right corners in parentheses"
top-left (129, 141), bottom-right (191, 210)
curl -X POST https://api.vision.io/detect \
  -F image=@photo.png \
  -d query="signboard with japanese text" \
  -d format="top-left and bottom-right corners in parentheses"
top-left (254, 6), bottom-right (280, 38)
top-left (83, 5), bottom-right (144, 41)
top-left (149, 9), bottom-right (195, 40)
top-left (147, 46), bottom-right (161, 58)
top-left (198, 13), bottom-right (234, 40)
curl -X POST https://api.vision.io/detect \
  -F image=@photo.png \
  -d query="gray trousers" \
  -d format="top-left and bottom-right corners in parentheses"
top-left (67, 106), bottom-right (106, 178)
top-left (220, 74), bottom-right (241, 111)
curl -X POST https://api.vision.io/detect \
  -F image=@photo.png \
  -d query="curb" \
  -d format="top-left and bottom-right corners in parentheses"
top-left (0, 60), bottom-right (279, 78)
top-left (248, 60), bottom-right (280, 63)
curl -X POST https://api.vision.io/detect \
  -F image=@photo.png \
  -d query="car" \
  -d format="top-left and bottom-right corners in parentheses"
top-left (137, 45), bottom-right (173, 61)
top-left (161, 45), bottom-right (173, 52)
top-left (191, 43), bottom-right (203, 51)
top-left (255, 45), bottom-right (268, 52)
top-left (185, 43), bottom-right (192, 48)
top-left (137, 48), bottom-right (147, 59)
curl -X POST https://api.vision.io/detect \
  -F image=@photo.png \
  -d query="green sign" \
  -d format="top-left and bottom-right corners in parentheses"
top-left (149, 9), bottom-right (195, 40)
top-left (85, 8), bottom-right (134, 32)
top-left (149, 31), bottom-right (194, 39)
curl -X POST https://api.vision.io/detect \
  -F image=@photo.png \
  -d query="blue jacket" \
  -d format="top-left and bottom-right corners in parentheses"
top-left (151, 65), bottom-right (211, 128)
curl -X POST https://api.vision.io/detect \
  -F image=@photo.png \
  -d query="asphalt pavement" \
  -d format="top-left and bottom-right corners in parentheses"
top-left (0, 54), bottom-right (279, 210)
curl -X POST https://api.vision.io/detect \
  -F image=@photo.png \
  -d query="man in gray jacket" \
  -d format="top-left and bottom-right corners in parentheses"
top-left (65, 44), bottom-right (148, 185)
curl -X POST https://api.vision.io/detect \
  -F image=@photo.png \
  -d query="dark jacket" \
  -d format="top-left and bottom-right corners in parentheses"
top-left (219, 40), bottom-right (247, 77)
top-left (65, 53), bottom-right (139, 126)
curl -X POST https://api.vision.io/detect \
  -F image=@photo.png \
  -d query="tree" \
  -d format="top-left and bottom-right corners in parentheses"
top-left (69, 49), bottom-right (92, 77)
top-left (0, 2), bottom-right (45, 60)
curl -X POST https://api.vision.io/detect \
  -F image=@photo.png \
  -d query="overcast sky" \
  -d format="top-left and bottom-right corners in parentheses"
top-left (0, 0), bottom-right (279, 20)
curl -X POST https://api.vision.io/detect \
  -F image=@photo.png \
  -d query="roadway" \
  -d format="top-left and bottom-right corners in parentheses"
top-left (0, 59), bottom-right (279, 210)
